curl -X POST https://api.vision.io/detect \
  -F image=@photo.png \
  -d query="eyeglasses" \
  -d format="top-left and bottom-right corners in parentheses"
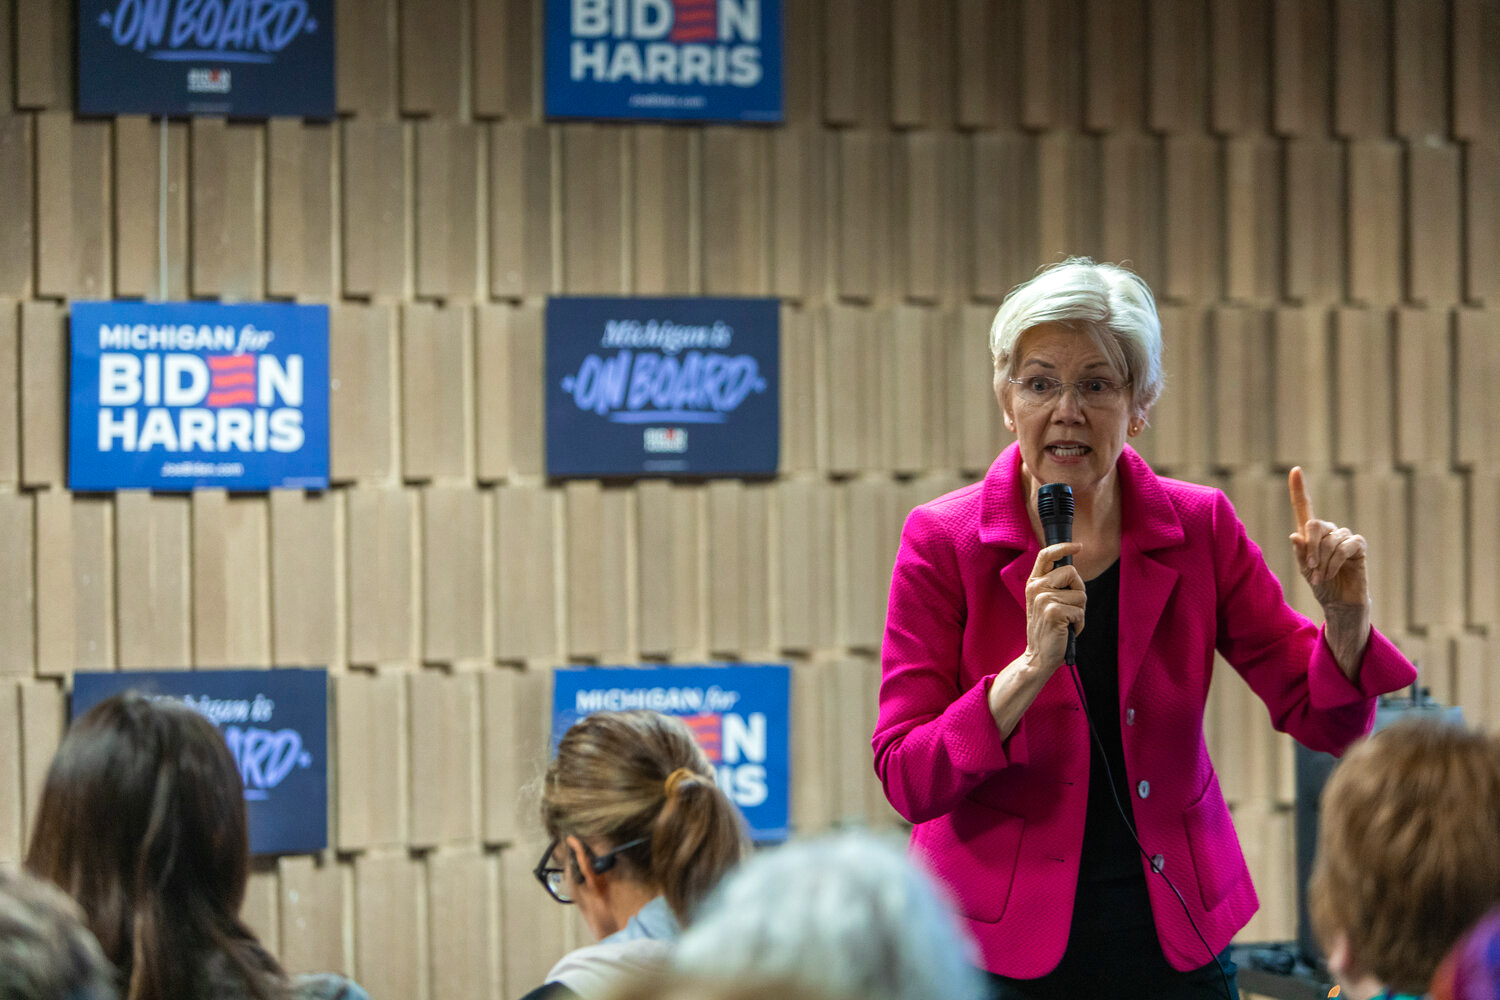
top-left (533, 836), bottom-right (650, 904)
top-left (1007, 375), bottom-right (1130, 407)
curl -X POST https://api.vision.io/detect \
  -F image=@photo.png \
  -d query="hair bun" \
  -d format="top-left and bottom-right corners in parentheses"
top-left (663, 766), bottom-right (700, 798)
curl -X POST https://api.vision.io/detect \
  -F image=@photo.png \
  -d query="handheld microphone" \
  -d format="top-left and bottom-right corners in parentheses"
top-left (1036, 483), bottom-right (1077, 666)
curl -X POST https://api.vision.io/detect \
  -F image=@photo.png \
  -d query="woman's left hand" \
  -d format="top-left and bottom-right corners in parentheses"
top-left (1287, 467), bottom-right (1369, 609)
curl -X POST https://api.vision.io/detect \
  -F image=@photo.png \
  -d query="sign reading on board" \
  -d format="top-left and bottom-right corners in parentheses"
top-left (551, 664), bottom-right (791, 841)
top-left (72, 669), bottom-right (329, 856)
top-left (76, 0), bottom-right (336, 117)
top-left (545, 296), bottom-right (779, 477)
top-left (545, 0), bottom-right (782, 122)
top-left (68, 301), bottom-right (329, 493)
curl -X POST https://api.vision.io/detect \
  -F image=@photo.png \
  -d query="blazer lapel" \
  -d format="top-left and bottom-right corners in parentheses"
top-left (1116, 448), bottom-right (1184, 702)
top-left (979, 444), bottom-right (1037, 614)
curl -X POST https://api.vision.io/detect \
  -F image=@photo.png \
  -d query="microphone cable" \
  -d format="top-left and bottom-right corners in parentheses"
top-left (1063, 659), bottom-right (1237, 1000)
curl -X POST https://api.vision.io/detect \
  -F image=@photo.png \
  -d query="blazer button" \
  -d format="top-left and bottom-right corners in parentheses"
top-left (1137, 779), bottom-right (1150, 799)
top-left (1125, 707), bottom-right (1136, 726)
top-left (1151, 853), bottom-right (1165, 873)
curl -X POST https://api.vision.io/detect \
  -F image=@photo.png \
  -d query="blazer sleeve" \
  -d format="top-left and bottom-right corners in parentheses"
top-left (1211, 490), bottom-right (1417, 756)
top-left (872, 505), bottom-right (1023, 824)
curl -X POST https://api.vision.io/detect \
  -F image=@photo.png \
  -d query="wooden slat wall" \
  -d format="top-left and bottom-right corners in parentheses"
top-left (5, 2), bottom-right (1498, 994)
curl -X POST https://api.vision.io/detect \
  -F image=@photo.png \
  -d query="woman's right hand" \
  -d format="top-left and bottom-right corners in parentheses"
top-left (1024, 542), bottom-right (1086, 670)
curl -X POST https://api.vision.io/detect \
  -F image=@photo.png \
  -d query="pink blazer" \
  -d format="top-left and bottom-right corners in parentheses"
top-left (873, 444), bottom-right (1417, 978)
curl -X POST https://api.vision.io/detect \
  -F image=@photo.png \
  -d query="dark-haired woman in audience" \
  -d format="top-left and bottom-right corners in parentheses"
top-left (25, 692), bottom-right (367, 1000)
top-left (522, 710), bottom-right (748, 1000)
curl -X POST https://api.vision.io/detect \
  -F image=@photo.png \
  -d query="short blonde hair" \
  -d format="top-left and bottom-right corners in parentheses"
top-left (989, 257), bottom-right (1164, 418)
top-left (1308, 720), bottom-right (1500, 994)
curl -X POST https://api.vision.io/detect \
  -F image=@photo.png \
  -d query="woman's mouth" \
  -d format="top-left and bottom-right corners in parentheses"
top-left (1046, 444), bottom-right (1090, 458)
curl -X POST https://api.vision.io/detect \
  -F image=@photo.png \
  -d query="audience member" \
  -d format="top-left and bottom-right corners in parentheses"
top-left (24, 692), bottom-right (368, 1000)
top-left (0, 867), bottom-right (116, 1000)
top-left (604, 969), bottom-right (840, 1000)
top-left (1431, 905), bottom-right (1500, 1000)
top-left (1309, 719), bottom-right (1500, 1000)
top-left (522, 710), bottom-right (748, 1000)
top-left (673, 830), bottom-right (987, 1000)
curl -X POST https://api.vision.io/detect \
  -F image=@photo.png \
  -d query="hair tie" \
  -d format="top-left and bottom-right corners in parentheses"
top-left (664, 766), bottom-right (698, 798)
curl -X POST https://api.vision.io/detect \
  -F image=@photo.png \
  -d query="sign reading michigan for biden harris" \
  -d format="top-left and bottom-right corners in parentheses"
top-left (76, 0), bottom-right (335, 117)
top-left (545, 0), bottom-right (782, 121)
top-left (546, 297), bottom-right (779, 477)
top-left (69, 302), bottom-right (329, 492)
top-left (552, 665), bottom-right (791, 841)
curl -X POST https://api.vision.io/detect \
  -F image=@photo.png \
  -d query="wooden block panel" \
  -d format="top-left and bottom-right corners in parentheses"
top-left (190, 120), bottom-right (263, 301)
top-left (953, 304), bottom-right (1005, 476)
top-left (969, 132), bottom-right (1040, 302)
top-left (782, 0), bottom-right (823, 125)
top-left (1210, 308), bottom-right (1274, 468)
top-left (1211, 0), bottom-right (1271, 134)
top-left (790, 660), bottom-right (831, 833)
top-left (19, 681), bottom-right (63, 836)
top-left (1468, 474), bottom-right (1500, 629)
top-left (824, 305), bottom-right (886, 474)
top-left (561, 126), bottom-right (627, 295)
top-left (1332, 308), bottom-right (1396, 469)
top-left (191, 492), bottom-right (271, 668)
top-left (335, 671), bottom-right (407, 849)
top-left (345, 487), bottom-right (416, 666)
top-left (777, 481), bottom-right (836, 652)
top-left (354, 853), bottom-right (422, 1000)
top-left (33, 491), bottom-right (73, 676)
top-left (1037, 132), bottom-right (1103, 266)
top-left (923, 309), bottom-right (956, 470)
top-left (0, 116), bottom-right (34, 298)
top-left (494, 485), bottom-right (559, 662)
top-left (401, 304), bottom-right (471, 482)
top-left (956, 0), bottom-right (1022, 129)
top-left (1466, 142), bottom-right (1500, 306)
top-left (1347, 140), bottom-right (1404, 306)
top-left (1224, 137), bottom-right (1281, 305)
top-left (409, 670), bottom-right (479, 846)
top-left (428, 851), bottom-right (496, 1000)
top-left (422, 487), bottom-right (487, 663)
top-left (0, 495), bottom-right (33, 675)
top-left (564, 482), bottom-right (631, 658)
top-left (1272, 309), bottom-right (1334, 469)
top-left (841, 481), bottom-right (899, 652)
top-left (474, 0), bottom-right (534, 119)
top-left (1334, 0), bottom-right (1393, 138)
top-left (341, 120), bottom-right (409, 299)
top-left (1099, 133), bottom-right (1165, 293)
top-left (72, 498), bottom-right (113, 671)
top-left (1410, 472), bottom-right (1466, 631)
top-left (1084, 0), bottom-right (1146, 131)
top-left (1020, 0), bottom-right (1083, 130)
top-left (636, 482), bottom-right (702, 658)
top-left (1394, 308), bottom-right (1452, 470)
top-left (14, 0), bottom-right (69, 109)
top-left (1454, 0), bottom-right (1500, 140)
top-left (891, 0), bottom-right (954, 127)
top-left (1406, 142), bottom-right (1462, 306)
top-left (1392, 0), bottom-right (1449, 139)
top-left (242, 863), bottom-right (279, 957)
top-left (705, 480), bottom-right (772, 656)
top-left (269, 490), bottom-right (338, 668)
top-left (1457, 310), bottom-right (1500, 468)
top-left (267, 120), bottom-right (336, 301)
top-left (1350, 471), bottom-right (1409, 633)
top-left (19, 301), bottom-right (65, 488)
top-left (278, 855), bottom-right (348, 976)
top-left (114, 116), bottom-right (189, 301)
top-left (0, 303), bottom-right (14, 485)
top-left (499, 842), bottom-right (572, 997)
top-left (476, 304), bottom-right (533, 482)
top-left (890, 307), bottom-right (934, 474)
top-left (702, 129), bottom-right (768, 296)
top-left (1455, 634), bottom-right (1495, 731)
top-left (490, 123), bottom-right (556, 299)
top-left (330, 304), bottom-right (396, 482)
top-left (632, 127), bottom-right (694, 295)
top-left (416, 121), bottom-right (482, 302)
top-left (36, 115), bottom-right (110, 301)
top-left (1272, 0), bottom-right (1332, 137)
top-left (336, 0), bottom-right (399, 118)
top-left (1162, 135), bottom-right (1223, 304)
top-left (835, 130), bottom-right (892, 303)
top-left (481, 666), bottom-right (550, 844)
top-left (827, 658), bottom-right (872, 823)
top-left (778, 305), bottom-right (819, 473)
top-left (1148, 0), bottom-right (1210, 133)
top-left (824, 0), bottom-right (891, 126)
top-left (771, 127), bottom-right (825, 301)
top-left (116, 492), bottom-right (191, 669)
top-left (1284, 138), bottom-right (1346, 305)
top-left (400, 0), bottom-right (463, 115)
top-left (0, 682), bottom-right (20, 862)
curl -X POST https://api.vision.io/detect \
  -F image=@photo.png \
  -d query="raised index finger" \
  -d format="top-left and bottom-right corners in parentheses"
top-left (1288, 466), bottom-right (1314, 533)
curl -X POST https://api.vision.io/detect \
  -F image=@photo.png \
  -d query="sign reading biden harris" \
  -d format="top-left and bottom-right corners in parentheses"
top-left (77, 0), bottom-right (335, 117)
top-left (72, 669), bottom-right (328, 856)
top-left (546, 0), bottom-right (782, 121)
top-left (69, 302), bottom-right (329, 492)
top-left (552, 665), bottom-right (790, 841)
top-left (546, 297), bottom-right (779, 477)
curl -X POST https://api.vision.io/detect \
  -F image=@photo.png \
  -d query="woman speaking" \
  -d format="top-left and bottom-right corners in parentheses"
top-left (872, 258), bottom-right (1417, 1000)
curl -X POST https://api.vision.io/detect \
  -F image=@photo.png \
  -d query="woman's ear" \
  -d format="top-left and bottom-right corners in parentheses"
top-left (565, 834), bottom-right (607, 895)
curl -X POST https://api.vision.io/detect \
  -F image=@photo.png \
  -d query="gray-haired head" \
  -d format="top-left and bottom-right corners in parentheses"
top-left (0, 867), bottom-right (117, 1000)
top-left (673, 831), bottom-right (986, 1000)
top-left (989, 257), bottom-right (1164, 420)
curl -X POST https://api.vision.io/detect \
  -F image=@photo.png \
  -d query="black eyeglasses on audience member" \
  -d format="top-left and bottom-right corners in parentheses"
top-left (533, 836), bottom-right (651, 904)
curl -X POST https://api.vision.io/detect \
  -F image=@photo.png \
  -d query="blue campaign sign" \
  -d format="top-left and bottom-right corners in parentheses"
top-left (546, 296), bottom-right (779, 477)
top-left (77, 0), bottom-right (335, 118)
top-left (552, 664), bottom-right (791, 841)
top-left (69, 301), bottom-right (329, 493)
top-left (71, 669), bottom-right (329, 856)
top-left (545, 0), bottom-right (782, 122)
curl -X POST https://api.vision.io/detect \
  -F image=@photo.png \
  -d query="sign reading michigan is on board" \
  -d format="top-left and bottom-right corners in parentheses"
top-left (546, 296), bottom-right (779, 478)
top-left (545, 0), bottom-right (782, 122)
top-left (69, 302), bottom-right (329, 492)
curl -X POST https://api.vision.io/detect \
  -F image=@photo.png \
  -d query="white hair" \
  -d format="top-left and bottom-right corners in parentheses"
top-left (673, 831), bottom-right (986, 1000)
top-left (989, 257), bottom-right (1164, 417)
